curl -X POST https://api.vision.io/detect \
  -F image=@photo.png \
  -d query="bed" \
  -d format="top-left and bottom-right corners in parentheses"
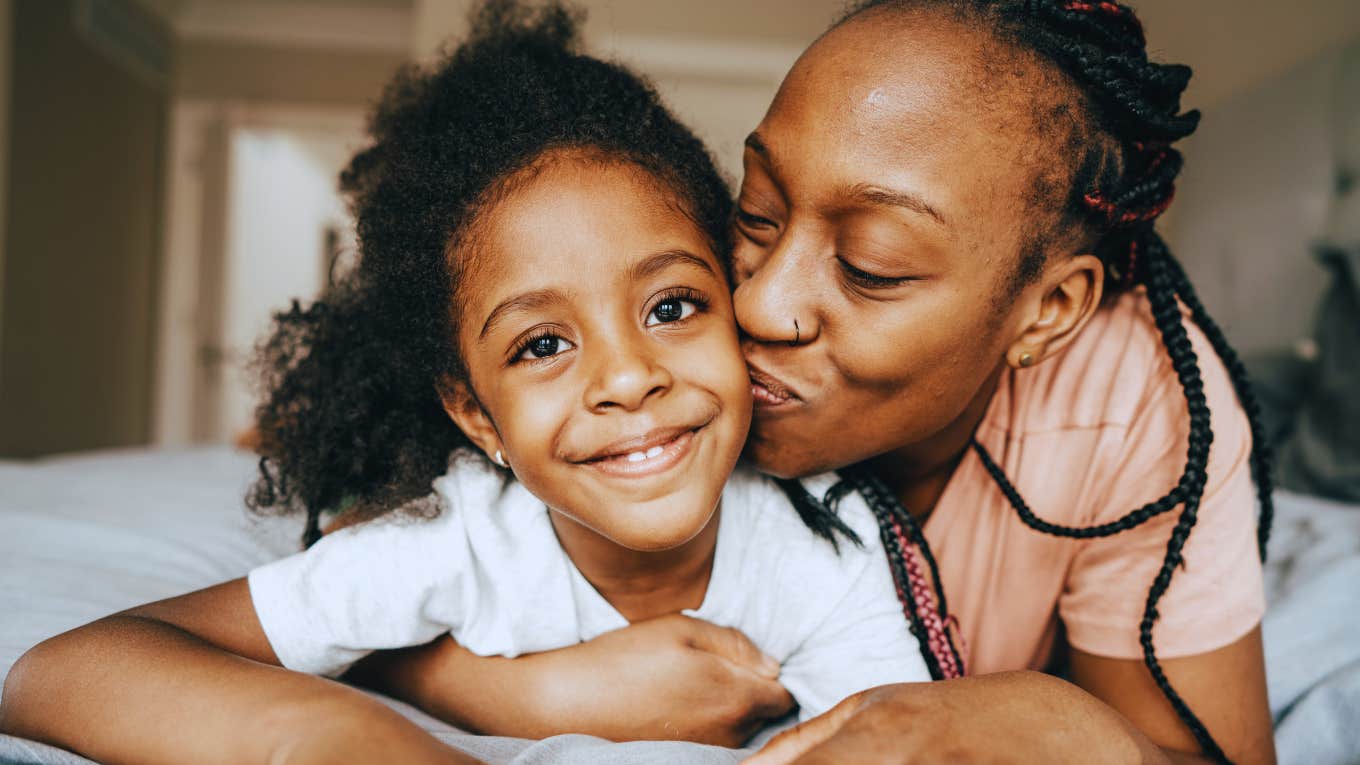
top-left (1, 446), bottom-right (1357, 764)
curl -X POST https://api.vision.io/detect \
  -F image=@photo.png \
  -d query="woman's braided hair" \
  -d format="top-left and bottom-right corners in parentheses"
top-left (830, 2), bottom-right (1276, 761)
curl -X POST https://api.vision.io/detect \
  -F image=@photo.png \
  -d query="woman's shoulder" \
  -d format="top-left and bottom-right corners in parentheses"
top-left (978, 286), bottom-right (1253, 524)
top-left (993, 287), bottom-right (1245, 442)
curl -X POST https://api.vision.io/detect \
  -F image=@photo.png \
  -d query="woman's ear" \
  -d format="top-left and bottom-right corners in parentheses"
top-left (438, 379), bottom-right (504, 465)
top-left (1006, 253), bottom-right (1104, 369)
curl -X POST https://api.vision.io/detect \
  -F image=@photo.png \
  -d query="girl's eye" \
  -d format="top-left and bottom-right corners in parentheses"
top-left (646, 297), bottom-right (696, 326)
top-left (516, 334), bottom-right (574, 362)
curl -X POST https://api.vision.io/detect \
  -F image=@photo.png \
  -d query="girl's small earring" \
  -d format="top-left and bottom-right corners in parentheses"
top-left (493, 450), bottom-right (507, 468)
top-left (1017, 351), bottom-right (1036, 368)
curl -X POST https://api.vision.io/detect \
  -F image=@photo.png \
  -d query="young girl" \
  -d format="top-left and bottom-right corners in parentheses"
top-left (0, 3), bottom-right (929, 762)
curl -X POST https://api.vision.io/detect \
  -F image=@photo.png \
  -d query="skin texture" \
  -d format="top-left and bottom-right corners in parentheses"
top-left (445, 155), bottom-right (752, 620)
top-left (363, 9), bottom-right (1275, 765)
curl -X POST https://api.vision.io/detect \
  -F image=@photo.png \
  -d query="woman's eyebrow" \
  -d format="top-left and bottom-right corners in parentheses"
top-left (479, 288), bottom-right (567, 341)
top-left (629, 249), bottom-right (717, 283)
top-left (843, 183), bottom-right (947, 227)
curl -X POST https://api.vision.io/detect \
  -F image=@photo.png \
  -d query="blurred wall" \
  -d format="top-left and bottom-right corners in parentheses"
top-left (0, 0), bottom-right (11, 389)
top-left (1168, 38), bottom-right (1358, 356)
top-left (0, 0), bottom-right (169, 457)
top-left (175, 41), bottom-right (402, 107)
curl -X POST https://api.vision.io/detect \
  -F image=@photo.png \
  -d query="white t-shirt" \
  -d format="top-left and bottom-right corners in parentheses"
top-left (248, 458), bottom-right (929, 719)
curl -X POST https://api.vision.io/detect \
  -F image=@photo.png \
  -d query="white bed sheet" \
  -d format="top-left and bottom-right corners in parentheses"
top-left (0, 447), bottom-right (750, 764)
top-left (1, 447), bottom-right (1357, 764)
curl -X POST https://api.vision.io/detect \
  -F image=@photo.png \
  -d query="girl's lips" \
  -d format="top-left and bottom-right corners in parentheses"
top-left (748, 365), bottom-right (799, 408)
top-left (583, 428), bottom-right (699, 479)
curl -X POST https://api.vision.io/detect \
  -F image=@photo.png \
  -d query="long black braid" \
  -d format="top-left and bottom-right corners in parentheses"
top-left (823, 2), bottom-right (1277, 761)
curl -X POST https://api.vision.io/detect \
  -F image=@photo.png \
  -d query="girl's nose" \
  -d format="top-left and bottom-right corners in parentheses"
top-left (582, 337), bottom-right (673, 412)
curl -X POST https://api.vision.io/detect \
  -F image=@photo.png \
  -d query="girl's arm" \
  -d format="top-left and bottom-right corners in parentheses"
top-left (349, 614), bottom-right (795, 747)
top-left (0, 579), bottom-right (481, 765)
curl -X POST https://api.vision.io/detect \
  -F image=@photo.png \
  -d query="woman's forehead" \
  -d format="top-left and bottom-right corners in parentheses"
top-left (757, 12), bottom-right (1069, 225)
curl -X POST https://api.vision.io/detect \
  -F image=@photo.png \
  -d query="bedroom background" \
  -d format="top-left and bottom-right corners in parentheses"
top-left (0, 0), bottom-right (1354, 470)
top-left (0, 1), bottom-right (1357, 763)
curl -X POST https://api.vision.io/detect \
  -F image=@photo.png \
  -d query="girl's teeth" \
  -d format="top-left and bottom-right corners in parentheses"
top-left (623, 444), bottom-right (668, 463)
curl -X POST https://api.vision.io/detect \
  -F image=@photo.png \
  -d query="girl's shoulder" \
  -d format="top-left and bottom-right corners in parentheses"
top-left (722, 465), bottom-right (885, 561)
top-left (431, 453), bottom-right (541, 520)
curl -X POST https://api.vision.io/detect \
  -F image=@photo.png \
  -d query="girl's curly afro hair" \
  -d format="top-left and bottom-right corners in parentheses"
top-left (246, 0), bottom-right (733, 546)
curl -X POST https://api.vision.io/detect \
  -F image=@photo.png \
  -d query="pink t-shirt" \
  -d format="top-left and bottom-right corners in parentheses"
top-left (925, 288), bottom-right (1266, 675)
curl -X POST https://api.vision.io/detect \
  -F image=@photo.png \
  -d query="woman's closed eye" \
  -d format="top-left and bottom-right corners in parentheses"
top-left (736, 209), bottom-right (777, 230)
top-left (838, 256), bottom-right (916, 290)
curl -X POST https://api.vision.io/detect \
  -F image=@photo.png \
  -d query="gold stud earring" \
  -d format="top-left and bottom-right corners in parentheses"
top-left (1018, 351), bottom-right (1036, 368)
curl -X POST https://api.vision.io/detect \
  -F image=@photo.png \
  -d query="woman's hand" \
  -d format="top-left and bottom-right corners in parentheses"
top-left (353, 614), bottom-right (795, 747)
top-left (743, 672), bottom-right (1171, 765)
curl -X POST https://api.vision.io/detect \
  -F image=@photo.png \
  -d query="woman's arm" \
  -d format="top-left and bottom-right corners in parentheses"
top-left (0, 579), bottom-right (480, 765)
top-left (1069, 626), bottom-right (1275, 764)
top-left (349, 614), bottom-right (795, 747)
top-left (742, 627), bottom-right (1275, 765)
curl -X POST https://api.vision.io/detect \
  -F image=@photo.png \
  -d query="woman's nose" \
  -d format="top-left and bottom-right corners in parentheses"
top-left (732, 245), bottom-right (819, 347)
top-left (582, 336), bottom-right (673, 412)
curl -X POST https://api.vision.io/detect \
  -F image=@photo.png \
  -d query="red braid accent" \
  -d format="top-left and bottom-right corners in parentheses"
top-left (891, 519), bottom-right (965, 678)
top-left (1083, 185), bottom-right (1176, 225)
top-left (1063, 0), bottom-right (1144, 40)
top-left (1083, 190), bottom-right (1119, 218)
top-left (1137, 142), bottom-right (1171, 174)
top-left (1136, 186), bottom-right (1175, 222)
top-left (1124, 238), bottom-right (1139, 285)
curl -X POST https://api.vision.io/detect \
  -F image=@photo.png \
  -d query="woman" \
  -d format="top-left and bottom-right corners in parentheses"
top-left (358, 1), bottom-right (1276, 763)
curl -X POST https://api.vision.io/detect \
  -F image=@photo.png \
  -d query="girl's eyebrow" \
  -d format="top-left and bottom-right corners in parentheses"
top-left (629, 249), bottom-right (717, 283)
top-left (479, 288), bottom-right (567, 341)
top-left (478, 250), bottom-right (714, 342)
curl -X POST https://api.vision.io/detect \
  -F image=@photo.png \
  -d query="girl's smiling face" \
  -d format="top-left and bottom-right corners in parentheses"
top-left (447, 154), bottom-right (751, 553)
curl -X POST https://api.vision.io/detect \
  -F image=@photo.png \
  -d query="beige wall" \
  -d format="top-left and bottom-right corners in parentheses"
top-left (175, 39), bottom-right (404, 107)
top-left (0, 0), bottom-right (11, 390)
top-left (0, 0), bottom-right (168, 457)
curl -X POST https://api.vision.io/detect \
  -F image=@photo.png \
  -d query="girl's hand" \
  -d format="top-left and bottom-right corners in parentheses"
top-left (743, 672), bottom-right (1170, 765)
top-left (354, 614), bottom-right (795, 747)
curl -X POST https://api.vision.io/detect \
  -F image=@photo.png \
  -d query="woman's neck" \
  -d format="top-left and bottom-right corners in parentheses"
top-left (869, 365), bottom-right (1005, 522)
top-left (547, 507), bottom-right (720, 623)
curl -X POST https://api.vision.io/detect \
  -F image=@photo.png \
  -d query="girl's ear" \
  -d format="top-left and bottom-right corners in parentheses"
top-left (1006, 253), bottom-right (1104, 369)
top-left (438, 379), bottom-right (504, 465)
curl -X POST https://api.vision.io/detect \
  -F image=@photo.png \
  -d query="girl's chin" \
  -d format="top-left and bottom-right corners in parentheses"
top-left (580, 500), bottom-right (720, 553)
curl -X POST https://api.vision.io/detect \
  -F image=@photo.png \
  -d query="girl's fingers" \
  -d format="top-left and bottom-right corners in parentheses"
top-left (744, 676), bottom-right (797, 721)
top-left (671, 615), bottom-right (781, 678)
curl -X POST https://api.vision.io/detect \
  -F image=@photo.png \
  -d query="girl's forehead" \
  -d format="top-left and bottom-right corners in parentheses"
top-left (455, 159), bottom-right (718, 319)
